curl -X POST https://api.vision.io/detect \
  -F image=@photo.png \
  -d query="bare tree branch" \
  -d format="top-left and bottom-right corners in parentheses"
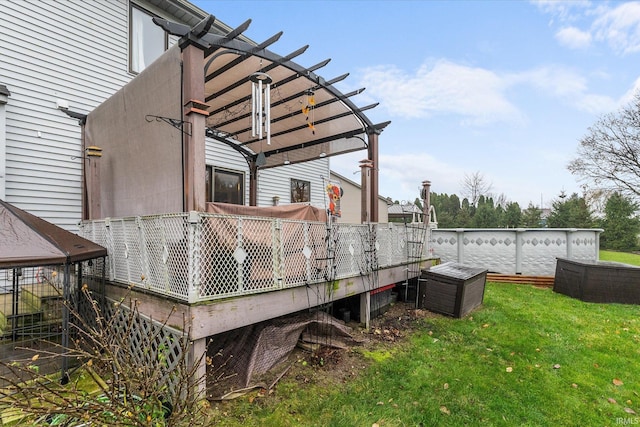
top-left (460, 171), bottom-right (493, 206)
top-left (569, 92), bottom-right (640, 201)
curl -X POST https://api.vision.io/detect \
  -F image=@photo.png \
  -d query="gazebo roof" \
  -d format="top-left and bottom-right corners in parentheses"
top-left (0, 200), bottom-right (107, 269)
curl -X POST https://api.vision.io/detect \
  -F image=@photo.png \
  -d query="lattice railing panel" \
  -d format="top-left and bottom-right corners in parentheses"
top-left (144, 215), bottom-right (190, 300)
top-left (280, 221), bottom-right (329, 287)
top-left (80, 212), bottom-right (431, 303)
top-left (199, 215), bottom-right (242, 297)
top-left (108, 219), bottom-right (131, 284)
top-left (241, 217), bottom-right (279, 293)
top-left (334, 225), bottom-right (369, 279)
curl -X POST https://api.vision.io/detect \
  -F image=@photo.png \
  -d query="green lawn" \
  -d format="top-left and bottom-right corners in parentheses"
top-left (210, 283), bottom-right (640, 426)
top-left (600, 250), bottom-right (640, 266)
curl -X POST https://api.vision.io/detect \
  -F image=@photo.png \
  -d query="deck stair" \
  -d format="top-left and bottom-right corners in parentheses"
top-left (0, 283), bottom-right (63, 338)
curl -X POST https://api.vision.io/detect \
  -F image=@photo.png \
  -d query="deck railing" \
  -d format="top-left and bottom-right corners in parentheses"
top-left (79, 212), bottom-right (429, 303)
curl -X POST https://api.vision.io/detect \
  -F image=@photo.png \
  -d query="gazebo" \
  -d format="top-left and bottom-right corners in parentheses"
top-left (0, 199), bottom-right (106, 381)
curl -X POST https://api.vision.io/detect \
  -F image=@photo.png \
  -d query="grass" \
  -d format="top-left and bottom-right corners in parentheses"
top-left (600, 250), bottom-right (640, 266)
top-left (209, 283), bottom-right (640, 426)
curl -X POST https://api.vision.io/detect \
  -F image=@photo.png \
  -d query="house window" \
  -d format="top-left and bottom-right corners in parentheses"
top-left (130, 4), bottom-right (167, 73)
top-left (206, 166), bottom-right (244, 205)
top-left (291, 179), bottom-right (310, 203)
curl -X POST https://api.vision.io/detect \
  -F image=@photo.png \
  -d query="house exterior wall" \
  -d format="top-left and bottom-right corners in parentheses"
top-left (0, 0), bottom-right (333, 228)
top-left (0, 0), bottom-right (137, 229)
top-left (330, 171), bottom-right (389, 223)
top-left (257, 159), bottom-right (330, 208)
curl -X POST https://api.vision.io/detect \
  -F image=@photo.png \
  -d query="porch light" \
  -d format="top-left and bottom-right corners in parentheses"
top-left (319, 152), bottom-right (327, 158)
top-left (250, 72), bottom-right (272, 145)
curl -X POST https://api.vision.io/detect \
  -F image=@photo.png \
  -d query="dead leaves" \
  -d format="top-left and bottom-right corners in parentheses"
top-left (613, 378), bottom-right (624, 386)
top-left (439, 405), bottom-right (451, 415)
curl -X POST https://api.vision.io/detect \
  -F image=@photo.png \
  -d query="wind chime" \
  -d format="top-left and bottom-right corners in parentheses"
top-left (302, 89), bottom-right (316, 135)
top-left (250, 72), bottom-right (272, 166)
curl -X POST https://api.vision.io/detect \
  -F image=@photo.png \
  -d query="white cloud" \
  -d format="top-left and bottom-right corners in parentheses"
top-left (360, 59), bottom-right (619, 122)
top-left (510, 65), bottom-right (617, 113)
top-left (535, 0), bottom-right (640, 55)
top-left (555, 26), bottom-right (592, 49)
top-left (359, 60), bottom-right (524, 126)
top-left (378, 153), bottom-right (466, 201)
top-left (531, 0), bottom-right (591, 23)
top-left (592, 2), bottom-right (640, 55)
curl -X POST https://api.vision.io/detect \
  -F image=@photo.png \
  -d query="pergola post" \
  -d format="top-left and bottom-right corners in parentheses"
top-left (181, 43), bottom-right (207, 212)
top-left (367, 129), bottom-right (380, 223)
top-left (360, 159), bottom-right (373, 223)
top-left (86, 145), bottom-right (102, 220)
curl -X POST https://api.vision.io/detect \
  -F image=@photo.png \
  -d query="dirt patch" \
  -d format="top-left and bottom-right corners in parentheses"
top-left (210, 302), bottom-right (440, 407)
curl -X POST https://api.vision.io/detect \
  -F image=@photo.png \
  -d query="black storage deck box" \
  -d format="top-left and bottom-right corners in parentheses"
top-left (419, 262), bottom-right (487, 318)
top-left (554, 258), bottom-right (640, 304)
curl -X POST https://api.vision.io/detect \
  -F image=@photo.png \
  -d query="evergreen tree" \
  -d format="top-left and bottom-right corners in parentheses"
top-left (600, 192), bottom-right (640, 251)
top-left (414, 197), bottom-right (423, 211)
top-left (503, 202), bottom-right (522, 228)
top-left (521, 203), bottom-right (542, 227)
top-left (547, 193), bottom-right (594, 228)
top-left (472, 196), bottom-right (499, 227)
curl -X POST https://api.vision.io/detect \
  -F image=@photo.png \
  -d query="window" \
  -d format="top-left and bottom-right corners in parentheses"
top-left (130, 4), bottom-right (167, 73)
top-left (206, 166), bottom-right (244, 205)
top-left (291, 179), bottom-right (310, 203)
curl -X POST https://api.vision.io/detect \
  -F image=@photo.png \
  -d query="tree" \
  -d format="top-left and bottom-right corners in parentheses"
top-left (547, 193), bottom-right (594, 228)
top-left (472, 196), bottom-right (499, 228)
top-left (0, 288), bottom-right (215, 426)
top-left (600, 192), bottom-right (640, 251)
top-left (521, 203), bottom-right (542, 227)
top-left (460, 171), bottom-right (493, 207)
top-left (502, 202), bottom-right (522, 228)
top-left (568, 92), bottom-right (640, 201)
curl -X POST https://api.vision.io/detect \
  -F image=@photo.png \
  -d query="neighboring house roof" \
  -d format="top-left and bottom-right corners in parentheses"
top-left (388, 203), bottom-right (421, 215)
top-left (0, 200), bottom-right (107, 268)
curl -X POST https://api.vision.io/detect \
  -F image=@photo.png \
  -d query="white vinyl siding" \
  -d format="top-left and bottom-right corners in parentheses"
top-left (1, 0), bottom-right (330, 229)
top-left (0, 0), bottom-right (131, 230)
top-left (0, 0), bottom-right (180, 231)
top-left (205, 140), bottom-right (330, 210)
top-left (257, 158), bottom-right (330, 209)
top-left (205, 138), bottom-right (251, 204)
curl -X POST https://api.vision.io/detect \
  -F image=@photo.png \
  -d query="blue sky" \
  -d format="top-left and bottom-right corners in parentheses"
top-left (193, 0), bottom-right (640, 209)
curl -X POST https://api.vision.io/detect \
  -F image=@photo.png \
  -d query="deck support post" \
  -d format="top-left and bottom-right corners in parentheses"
top-left (189, 336), bottom-right (208, 398)
top-left (360, 290), bottom-right (371, 330)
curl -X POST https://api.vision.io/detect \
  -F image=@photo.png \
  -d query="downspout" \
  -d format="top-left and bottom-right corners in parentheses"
top-left (0, 84), bottom-right (10, 200)
top-left (180, 61), bottom-right (185, 212)
top-left (249, 160), bottom-right (258, 206)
